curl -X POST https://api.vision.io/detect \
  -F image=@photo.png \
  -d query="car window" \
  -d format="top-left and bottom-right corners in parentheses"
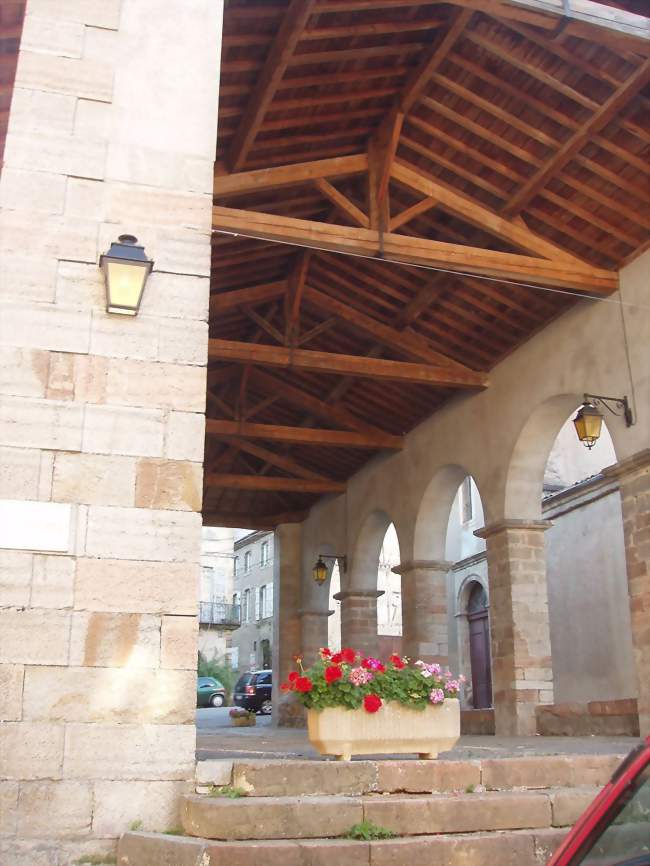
top-left (235, 674), bottom-right (253, 689)
top-left (198, 677), bottom-right (217, 686)
top-left (255, 672), bottom-right (271, 685)
top-left (575, 767), bottom-right (650, 865)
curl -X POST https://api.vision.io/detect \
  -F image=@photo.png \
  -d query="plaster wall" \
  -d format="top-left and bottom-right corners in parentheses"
top-left (0, 1), bottom-right (223, 861)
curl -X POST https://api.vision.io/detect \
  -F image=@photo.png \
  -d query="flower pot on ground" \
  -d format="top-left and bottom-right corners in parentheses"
top-left (229, 708), bottom-right (256, 727)
top-left (282, 650), bottom-right (463, 760)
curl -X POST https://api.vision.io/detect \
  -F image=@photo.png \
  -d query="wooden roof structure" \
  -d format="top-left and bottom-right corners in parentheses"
top-left (208, 0), bottom-right (650, 529)
top-left (0, 2), bottom-right (26, 165)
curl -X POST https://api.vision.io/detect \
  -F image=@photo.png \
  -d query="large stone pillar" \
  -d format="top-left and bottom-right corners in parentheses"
top-left (604, 450), bottom-right (650, 736)
top-left (335, 589), bottom-right (383, 657)
top-left (272, 523), bottom-right (304, 727)
top-left (475, 521), bottom-right (554, 736)
top-left (300, 608), bottom-right (334, 667)
top-left (394, 560), bottom-right (452, 664)
top-left (0, 2), bottom-right (222, 861)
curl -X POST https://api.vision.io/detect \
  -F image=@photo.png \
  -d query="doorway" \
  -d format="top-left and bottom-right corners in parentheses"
top-left (467, 582), bottom-right (492, 709)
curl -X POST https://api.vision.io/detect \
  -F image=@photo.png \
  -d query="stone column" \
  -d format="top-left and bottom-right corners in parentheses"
top-left (475, 520), bottom-right (554, 736)
top-left (299, 609), bottom-right (334, 667)
top-left (272, 523), bottom-right (304, 727)
top-left (604, 450), bottom-right (650, 736)
top-left (394, 560), bottom-right (452, 664)
top-left (0, 2), bottom-right (222, 860)
top-left (335, 589), bottom-right (383, 658)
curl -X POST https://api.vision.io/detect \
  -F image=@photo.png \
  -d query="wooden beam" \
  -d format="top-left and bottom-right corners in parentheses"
top-left (285, 251), bottom-right (311, 345)
top-left (504, 0), bottom-right (650, 43)
top-left (206, 419), bottom-right (403, 450)
top-left (227, 0), bottom-right (316, 170)
top-left (314, 178), bottom-right (369, 227)
top-left (219, 436), bottom-right (330, 480)
top-left (303, 285), bottom-right (476, 372)
top-left (211, 281), bottom-right (286, 311)
top-left (391, 160), bottom-right (589, 265)
top-left (203, 510), bottom-right (307, 530)
top-left (208, 338), bottom-right (488, 388)
top-left (250, 368), bottom-right (388, 436)
top-left (504, 56), bottom-right (650, 216)
top-left (214, 154), bottom-right (368, 198)
top-left (389, 196), bottom-right (438, 231)
top-left (212, 206), bottom-right (619, 294)
top-left (205, 473), bottom-right (345, 494)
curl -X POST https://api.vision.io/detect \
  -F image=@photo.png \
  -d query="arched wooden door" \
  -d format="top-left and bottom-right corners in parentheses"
top-left (467, 583), bottom-right (492, 709)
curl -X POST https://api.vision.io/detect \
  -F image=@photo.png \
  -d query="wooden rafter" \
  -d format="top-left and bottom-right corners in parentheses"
top-left (206, 419), bottom-right (403, 450)
top-left (214, 154), bottom-right (368, 198)
top-left (227, 0), bottom-right (316, 170)
top-left (211, 281), bottom-right (286, 309)
top-left (504, 57), bottom-right (650, 216)
top-left (212, 206), bottom-right (619, 293)
top-left (313, 178), bottom-right (369, 227)
top-left (205, 473), bottom-right (346, 494)
top-left (208, 337), bottom-right (488, 388)
top-left (219, 437), bottom-right (329, 481)
top-left (204, 510), bottom-right (307, 530)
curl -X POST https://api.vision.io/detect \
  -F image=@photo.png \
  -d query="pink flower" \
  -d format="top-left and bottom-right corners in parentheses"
top-left (446, 679), bottom-right (460, 694)
top-left (362, 657), bottom-right (385, 672)
top-left (349, 666), bottom-right (374, 686)
top-left (429, 688), bottom-right (445, 705)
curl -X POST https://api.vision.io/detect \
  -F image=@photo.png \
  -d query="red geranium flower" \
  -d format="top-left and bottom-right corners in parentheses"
top-left (390, 654), bottom-right (406, 670)
top-left (295, 676), bottom-right (313, 693)
top-left (331, 652), bottom-right (343, 665)
top-left (363, 694), bottom-right (382, 713)
top-left (361, 657), bottom-right (371, 670)
top-left (324, 664), bottom-right (343, 684)
top-left (281, 683), bottom-right (290, 692)
top-left (288, 671), bottom-right (299, 683)
top-left (320, 647), bottom-right (332, 658)
top-left (341, 647), bottom-right (357, 664)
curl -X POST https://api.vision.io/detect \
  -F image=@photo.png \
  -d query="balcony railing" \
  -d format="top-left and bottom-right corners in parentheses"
top-left (199, 602), bottom-right (241, 629)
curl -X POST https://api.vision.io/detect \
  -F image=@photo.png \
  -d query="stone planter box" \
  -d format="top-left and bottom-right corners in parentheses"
top-left (231, 716), bottom-right (256, 727)
top-left (307, 698), bottom-right (460, 760)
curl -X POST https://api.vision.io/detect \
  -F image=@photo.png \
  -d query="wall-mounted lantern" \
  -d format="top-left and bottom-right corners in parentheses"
top-left (100, 234), bottom-right (153, 316)
top-left (312, 554), bottom-right (347, 585)
top-left (573, 393), bottom-right (634, 450)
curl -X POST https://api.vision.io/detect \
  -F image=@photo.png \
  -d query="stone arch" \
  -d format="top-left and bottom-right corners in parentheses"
top-left (349, 508), bottom-right (396, 591)
top-left (413, 464), bottom-right (487, 561)
top-left (503, 392), bottom-right (620, 519)
top-left (457, 572), bottom-right (489, 614)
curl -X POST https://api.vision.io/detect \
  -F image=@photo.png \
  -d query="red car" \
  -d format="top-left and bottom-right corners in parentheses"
top-left (548, 736), bottom-right (650, 866)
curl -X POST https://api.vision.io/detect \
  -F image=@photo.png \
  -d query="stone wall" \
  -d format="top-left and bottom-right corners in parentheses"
top-left (0, 1), bottom-right (222, 862)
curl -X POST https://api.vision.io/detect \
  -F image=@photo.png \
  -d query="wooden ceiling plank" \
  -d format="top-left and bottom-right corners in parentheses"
top-left (208, 337), bottom-right (488, 388)
top-left (285, 250), bottom-right (312, 344)
top-left (205, 473), bottom-right (346, 494)
top-left (391, 159), bottom-right (590, 265)
top-left (212, 205), bottom-right (618, 292)
top-left (228, 0), bottom-right (316, 170)
top-left (206, 418), bottom-right (403, 450)
top-left (296, 316), bottom-right (338, 346)
top-left (313, 178), bottom-right (369, 227)
top-left (203, 510), bottom-right (307, 529)
top-left (504, 56), bottom-right (650, 216)
top-left (501, 0), bottom-right (650, 45)
top-left (214, 153), bottom-right (368, 198)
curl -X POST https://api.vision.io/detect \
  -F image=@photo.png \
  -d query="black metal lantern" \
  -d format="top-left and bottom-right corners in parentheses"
top-left (100, 234), bottom-right (153, 316)
top-left (572, 393), bottom-right (634, 450)
top-left (312, 557), bottom-right (329, 585)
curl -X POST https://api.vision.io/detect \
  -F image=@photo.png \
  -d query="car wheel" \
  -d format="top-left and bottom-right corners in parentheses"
top-left (210, 694), bottom-right (224, 708)
top-left (260, 699), bottom-right (272, 715)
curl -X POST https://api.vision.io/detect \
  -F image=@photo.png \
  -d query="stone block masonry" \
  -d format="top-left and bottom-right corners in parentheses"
top-left (0, 0), bottom-right (223, 862)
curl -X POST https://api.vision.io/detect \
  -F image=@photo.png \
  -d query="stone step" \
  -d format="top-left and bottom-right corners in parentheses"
top-left (195, 753), bottom-right (621, 798)
top-left (118, 826), bottom-right (568, 866)
top-left (180, 786), bottom-right (597, 841)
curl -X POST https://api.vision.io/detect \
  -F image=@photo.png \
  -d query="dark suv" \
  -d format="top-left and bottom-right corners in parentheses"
top-left (233, 670), bottom-right (272, 715)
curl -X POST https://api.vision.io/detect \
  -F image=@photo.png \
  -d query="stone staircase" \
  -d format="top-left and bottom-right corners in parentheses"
top-left (117, 753), bottom-right (622, 866)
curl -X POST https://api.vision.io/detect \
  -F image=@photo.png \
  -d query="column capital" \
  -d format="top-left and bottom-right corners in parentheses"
top-left (333, 589), bottom-right (384, 601)
top-left (602, 448), bottom-right (650, 483)
top-left (474, 518), bottom-right (552, 540)
top-left (297, 608), bottom-right (334, 618)
top-left (392, 559), bottom-right (453, 575)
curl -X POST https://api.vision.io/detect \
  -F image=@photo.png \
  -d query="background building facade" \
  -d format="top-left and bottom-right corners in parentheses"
top-left (231, 530), bottom-right (275, 672)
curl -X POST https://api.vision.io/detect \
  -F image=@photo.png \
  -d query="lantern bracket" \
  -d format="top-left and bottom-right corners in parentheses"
top-left (317, 553), bottom-right (347, 572)
top-left (583, 393), bottom-right (634, 427)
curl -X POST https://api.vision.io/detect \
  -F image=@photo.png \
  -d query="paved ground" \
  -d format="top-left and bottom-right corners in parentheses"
top-left (196, 718), bottom-right (640, 762)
